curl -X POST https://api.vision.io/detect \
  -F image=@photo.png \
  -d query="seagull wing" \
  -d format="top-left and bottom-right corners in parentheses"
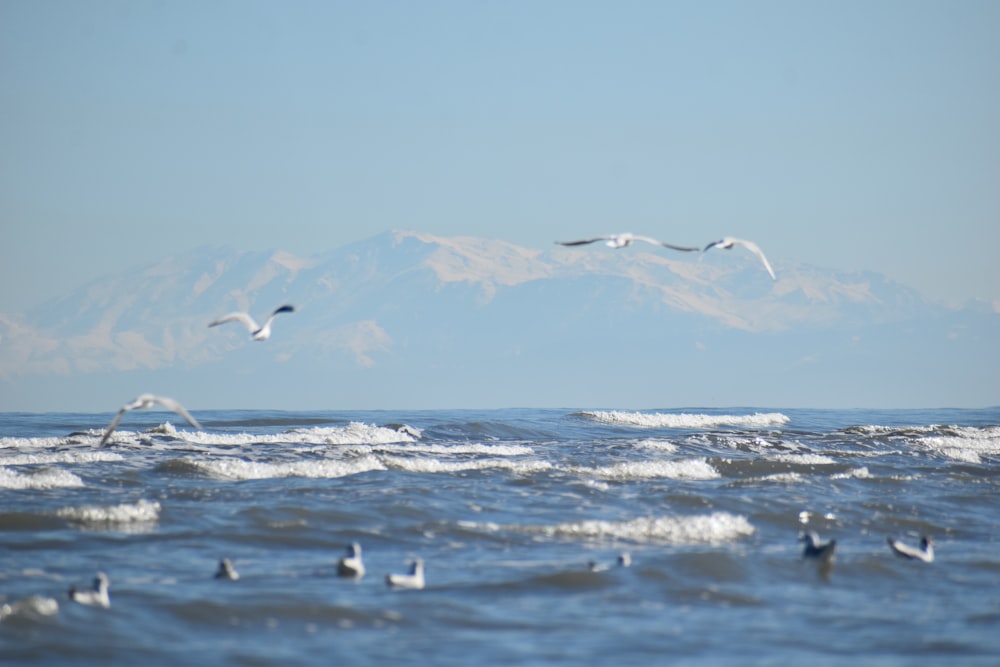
top-left (208, 312), bottom-right (259, 332)
top-left (629, 235), bottom-right (700, 252)
top-left (99, 408), bottom-right (130, 447)
top-left (555, 238), bottom-right (605, 246)
top-left (270, 304), bottom-right (296, 317)
top-left (734, 239), bottom-right (776, 280)
top-left (150, 396), bottom-right (202, 430)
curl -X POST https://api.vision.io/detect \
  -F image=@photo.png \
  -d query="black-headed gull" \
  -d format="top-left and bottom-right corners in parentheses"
top-left (703, 237), bottom-right (776, 280)
top-left (799, 531), bottom-right (837, 563)
top-left (337, 543), bottom-right (365, 578)
top-left (556, 233), bottom-right (700, 253)
top-left (68, 572), bottom-right (110, 609)
top-left (208, 304), bottom-right (296, 341)
top-left (100, 394), bottom-right (202, 447)
top-left (887, 535), bottom-right (934, 563)
top-left (215, 558), bottom-right (240, 581)
top-left (385, 558), bottom-right (424, 590)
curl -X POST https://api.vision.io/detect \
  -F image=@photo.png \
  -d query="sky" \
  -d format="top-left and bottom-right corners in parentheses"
top-left (2, 0), bottom-right (999, 314)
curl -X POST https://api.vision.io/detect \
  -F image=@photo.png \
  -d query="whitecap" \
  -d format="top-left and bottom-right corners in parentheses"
top-left (0, 467), bottom-right (84, 490)
top-left (915, 426), bottom-right (1000, 464)
top-left (182, 422), bottom-right (415, 447)
top-left (0, 596), bottom-right (60, 622)
top-left (831, 467), bottom-right (871, 480)
top-left (376, 443), bottom-right (534, 457)
top-left (633, 439), bottom-right (679, 453)
top-left (572, 458), bottom-right (719, 481)
top-left (186, 455), bottom-right (387, 481)
top-left (769, 453), bottom-right (838, 465)
top-left (57, 499), bottom-right (161, 526)
top-left (381, 456), bottom-right (553, 475)
top-left (466, 512), bottom-right (755, 545)
top-left (0, 451), bottom-right (125, 466)
top-left (580, 411), bottom-right (789, 429)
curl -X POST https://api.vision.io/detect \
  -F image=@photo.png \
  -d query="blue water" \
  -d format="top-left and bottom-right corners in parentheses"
top-left (2, 407), bottom-right (999, 666)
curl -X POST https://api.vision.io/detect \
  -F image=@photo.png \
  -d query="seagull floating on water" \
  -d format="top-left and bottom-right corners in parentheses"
top-left (215, 558), bottom-right (240, 581)
top-left (799, 531), bottom-right (837, 563)
top-left (588, 552), bottom-right (633, 572)
top-left (99, 394), bottom-right (202, 447)
top-left (703, 237), bottom-right (776, 280)
top-left (887, 535), bottom-right (934, 563)
top-left (556, 233), bottom-right (700, 253)
top-left (208, 304), bottom-right (296, 341)
top-left (337, 543), bottom-right (366, 578)
top-left (386, 558), bottom-right (425, 590)
top-left (68, 572), bottom-right (110, 609)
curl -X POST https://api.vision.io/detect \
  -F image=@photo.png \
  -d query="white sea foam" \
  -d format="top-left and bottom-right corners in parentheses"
top-left (0, 467), bottom-right (84, 490)
top-left (831, 467), bottom-right (871, 480)
top-left (182, 423), bottom-right (415, 447)
top-left (915, 427), bottom-right (1000, 464)
top-left (0, 596), bottom-right (60, 622)
top-left (633, 439), bottom-right (679, 453)
top-left (376, 443), bottom-right (535, 457)
top-left (465, 512), bottom-right (755, 545)
top-left (573, 458), bottom-right (719, 481)
top-left (769, 453), bottom-right (838, 465)
top-left (0, 451), bottom-right (124, 466)
top-left (57, 498), bottom-right (161, 526)
top-left (381, 456), bottom-right (553, 475)
top-left (0, 436), bottom-right (72, 450)
top-left (580, 411), bottom-right (789, 429)
top-left (187, 455), bottom-right (387, 481)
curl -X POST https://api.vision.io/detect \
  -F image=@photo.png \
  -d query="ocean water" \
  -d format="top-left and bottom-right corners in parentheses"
top-left (1, 406), bottom-right (999, 666)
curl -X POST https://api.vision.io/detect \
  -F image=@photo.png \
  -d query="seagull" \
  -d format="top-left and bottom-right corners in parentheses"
top-left (99, 394), bottom-right (202, 447)
top-left (556, 233), bottom-right (700, 253)
top-left (208, 304), bottom-right (296, 341)
top-left (887, 535), bottom-right (934, 563)
top-left (703, 237), bottom-right (776, 280)
top-left (68, 572), bottom-right (110, 609)
top-left (215, 558), bottom-right (240, 581)
top-left (385, 558), bottom-right (424, 590)
top-left (799, 531), bottom-right (837, 563)
top-left (336, 543), bottom-right (366, 578)
top-left (588, 552), bottom-right (632, 572)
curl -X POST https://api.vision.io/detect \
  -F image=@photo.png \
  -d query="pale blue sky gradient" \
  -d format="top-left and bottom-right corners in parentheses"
top-left (3, 0), bottom-right (999, 312)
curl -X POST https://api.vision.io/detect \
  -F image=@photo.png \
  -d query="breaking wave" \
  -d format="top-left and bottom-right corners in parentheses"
top-left (461, 512), bottom-right (755, 545)
top-left (578, 411), bottom-right (790, 429)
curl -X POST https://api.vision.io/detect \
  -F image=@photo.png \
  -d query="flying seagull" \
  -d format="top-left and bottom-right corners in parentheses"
top-left (556, 233), bottom-right (700, 253)
top-left (337, 543), bottom-right (366, 579)
top-left (887, 535), bottom-right (934, 563)
top-left (215, 558), bottom-right (240, 581)
top-left (386, 558), bottom-right (425, 590)
top-left (799, 531), bottom-right (837, 564)
top-left (703, 237), bottom-right (776, 280)
top-left (99, 394), bottom-right (202, 447)
top-left (68, 572), bottom-right (111, 609)
top-left (208, 304), bottom-right (296, 341)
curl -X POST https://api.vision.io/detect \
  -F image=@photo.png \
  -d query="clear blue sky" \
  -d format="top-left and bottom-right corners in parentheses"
top-left (3, 0), bottom-right (998, 312)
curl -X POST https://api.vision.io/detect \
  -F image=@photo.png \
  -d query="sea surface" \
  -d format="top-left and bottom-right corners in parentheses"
top-left (2, 407), bottom-right (999, 666)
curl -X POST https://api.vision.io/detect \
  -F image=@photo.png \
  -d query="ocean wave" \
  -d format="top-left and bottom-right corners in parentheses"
top-left (0, 436), bottom-right (73, 450)
top-left (0, 596), bottom-right (60, 623)
top-left (572, 458), bottom-right (719, 481)
top-left (914, 426), bottom-right (1000, 464)
top-left (0, 467), bottom-right (84, 490)
top-left (578, 411), bottom-right (790, 429)
top-left (380, 456), bottom-right (553, 475)
top-left (182, 422), bottom-right (415, 447)
top-left (632, 439), bottom-right (679, 453)
top-left (0, 451), bottom-right (125, 466)
top-left (376, 443), bottom-right (535, 457)
top-left (56, 498), bottom-right (161, 527)
top-left (767, 453), bottom-right (838, 465)
top-left (831, 466), bottom-right (871, 480)
top-left (461, 511), bottom-right (755, 545)
top-left (181, 455), bottom-right (387, 481)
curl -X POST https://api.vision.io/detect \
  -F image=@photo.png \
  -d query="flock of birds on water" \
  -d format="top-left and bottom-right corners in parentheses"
top-left (57, 531), bottom-right (935, 611)
top-left (17, 230), bottom-right (932, 615)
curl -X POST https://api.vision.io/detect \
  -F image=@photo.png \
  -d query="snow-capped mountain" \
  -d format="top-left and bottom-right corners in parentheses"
top-left (1, 230), bottom-right (996, 410)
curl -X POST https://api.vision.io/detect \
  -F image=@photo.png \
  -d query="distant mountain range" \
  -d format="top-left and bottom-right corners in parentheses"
top-left (1, 230), bottom-right (997, 411)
